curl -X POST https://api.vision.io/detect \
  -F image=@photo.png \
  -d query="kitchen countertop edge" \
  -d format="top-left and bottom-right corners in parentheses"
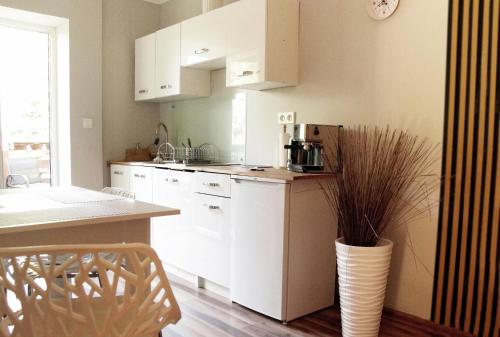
top-left (107, 161), bottom-right (335, 182)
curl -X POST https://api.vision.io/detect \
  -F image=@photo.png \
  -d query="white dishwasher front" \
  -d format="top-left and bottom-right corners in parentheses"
top-left (230, 177), bottom-right (289, 320)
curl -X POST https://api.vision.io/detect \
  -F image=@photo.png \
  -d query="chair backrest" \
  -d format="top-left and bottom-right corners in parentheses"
top-left (7, 158), bottom-right (42, 185)
top-left (0, 243), bottom-right (181, 337)
top-left (101, 187), bottom-right (136, 200)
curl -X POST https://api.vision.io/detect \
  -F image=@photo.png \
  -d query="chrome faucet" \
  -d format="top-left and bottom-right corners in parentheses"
top-left (154, 122), bottom-right (169, 146)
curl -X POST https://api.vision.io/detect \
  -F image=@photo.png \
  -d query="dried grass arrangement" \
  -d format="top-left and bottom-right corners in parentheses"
top-left (323, 126), bottom-right (439, 247)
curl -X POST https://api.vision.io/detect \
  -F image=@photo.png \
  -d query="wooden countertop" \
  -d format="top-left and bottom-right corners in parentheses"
top-left (108, 161), bottom-right (335, 182)
top-left (0, 187), bottom-right (179, 235)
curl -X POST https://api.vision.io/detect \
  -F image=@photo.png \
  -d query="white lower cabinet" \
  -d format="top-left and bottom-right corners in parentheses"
top-left (112, 164), bottom-right (335, 322)
top-left (152, 169), bottom-right (231, 289)
top-left (230, 178), bottom-right (288, 320)
top-left (110, 164), bottom-right (131, 191)
top-left (152, 169), bottom-right (195, 273)
top-left (230, 177), bottom-right (336, 322)
top-left (192, 192), bottom-right (230, 288)
top-left (129, 166), bottom-right (153, 203)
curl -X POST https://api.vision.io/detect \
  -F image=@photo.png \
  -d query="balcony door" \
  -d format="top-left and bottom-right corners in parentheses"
top-left (0, 21), bottom-right (57, 188)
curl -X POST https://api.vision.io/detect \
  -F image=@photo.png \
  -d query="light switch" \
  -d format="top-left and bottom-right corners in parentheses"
top-left (83, 118), bottom-right (94, 129)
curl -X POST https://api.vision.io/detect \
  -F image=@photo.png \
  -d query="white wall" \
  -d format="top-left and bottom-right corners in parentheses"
top-left (102, 0), bottom-right (161, 187)
top-left (160, 0), bottom-right (449, 319)
top-left (0, 0), bottom-right (103, 189)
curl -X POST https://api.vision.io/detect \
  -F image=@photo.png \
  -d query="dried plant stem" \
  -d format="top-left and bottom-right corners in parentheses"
top-left (323, 126), bottom-right (439, 247)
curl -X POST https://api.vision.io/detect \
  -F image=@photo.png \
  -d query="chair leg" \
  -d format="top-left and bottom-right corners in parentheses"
top-left (158, 331), bottom-right (163, 337)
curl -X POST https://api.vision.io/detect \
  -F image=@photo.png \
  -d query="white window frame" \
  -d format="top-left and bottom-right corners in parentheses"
top-left (0, 18), bottom-right (59, 186)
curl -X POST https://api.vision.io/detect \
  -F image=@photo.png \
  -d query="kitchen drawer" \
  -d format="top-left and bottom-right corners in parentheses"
top-left (110, 164), bottom-right (131, 191)
top-left (195, 172), bottom-right (231, 197)
top-left (193, 193), bottom-right (231, 287)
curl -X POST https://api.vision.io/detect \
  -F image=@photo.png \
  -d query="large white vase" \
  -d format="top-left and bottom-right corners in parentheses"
top-left (335, 238), bottom-right (393, 337)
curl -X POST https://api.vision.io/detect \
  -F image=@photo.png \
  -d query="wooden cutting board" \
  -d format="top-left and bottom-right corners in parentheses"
top-left (125, 148), bottom-right (151, 162)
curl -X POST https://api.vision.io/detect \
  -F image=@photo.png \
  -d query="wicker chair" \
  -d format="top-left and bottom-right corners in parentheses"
top-left (0, 243), bottom-right (181, 337)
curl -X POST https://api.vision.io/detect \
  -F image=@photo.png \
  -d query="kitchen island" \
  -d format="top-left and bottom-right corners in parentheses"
top-left (0, 186), bottom-right (179, 247)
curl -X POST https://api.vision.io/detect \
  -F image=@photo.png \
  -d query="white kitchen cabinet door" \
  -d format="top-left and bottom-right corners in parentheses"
top-left (226, 0), bottom-right (299, 90)
top-left (192, 193), bottom-right (230, 287)
top-left (230, 178), bottom-right (289, 320)
top-left (135, 33), bottom-right (156, 101)
top-left (152, 169), bottom-right (195, 272)
top-left (129, 166), bottom-right (153, 203)
top-left (156, 24), bottom-right (211, 102)
top-left (180, 5), bottom-right (230, 69)
top-left (225, 0), bottom-right (265, 56)
top-left (156, 25), bottom-right (181, 98)
top-left (110, 165), bottom-right (131, 191)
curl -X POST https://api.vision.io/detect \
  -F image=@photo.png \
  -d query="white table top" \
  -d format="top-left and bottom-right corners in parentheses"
top-left (0, 187), bottom-right (179, 234)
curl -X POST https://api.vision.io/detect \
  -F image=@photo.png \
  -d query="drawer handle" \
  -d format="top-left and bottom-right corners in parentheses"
top-left (134, 174), bottom-right (146, 179)
top-left (160, 84), bottom-right (173, 90)
top-left (238, 70), bottom-right (254, 77)
top-left (203, 182), bottom-right (220, 187)
top-left (208, 205), bottom-right (220, 210)
top-left (194, 48), bottom-right (210, 55)
top-left (113, 171), bottom-right (123, 175)
top-left (138, 89), bottom-right (148, 94)
top-left (170, 178), bottom-right (179, 183)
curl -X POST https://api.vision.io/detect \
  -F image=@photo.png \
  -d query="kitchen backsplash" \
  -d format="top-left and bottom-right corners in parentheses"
top-left (160, 69), bottom-right (246, 164)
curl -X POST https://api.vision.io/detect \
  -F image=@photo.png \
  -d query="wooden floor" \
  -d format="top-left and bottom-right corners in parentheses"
top-left (163, 276), bottom-right (471, 337)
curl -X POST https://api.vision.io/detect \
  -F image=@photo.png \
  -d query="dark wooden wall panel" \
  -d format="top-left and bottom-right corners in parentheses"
top-left (432, 1), bottom-right (500, 337)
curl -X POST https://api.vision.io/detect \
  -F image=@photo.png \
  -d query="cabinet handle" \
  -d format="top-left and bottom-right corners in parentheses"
top-left (113, 171), bottom-right (123, 175)
top-left (170, 178), bottom-right (179, 183)
top-left (160, 84), bottom-right (173, 90)
top-left (134, 174), bottom-right (146, 179)
top-left (238, 70), bottom-right (254, 77)
top-left (208, 205), bottom-right (220, 210)
top-left (194, 48), bottom-right (210, 55)
top-left (164, 178), bottom-right (169, 182)
top-left (138, 89), bottom-right (148, 94)
top-left (203, 182), bottom-right (220, 187)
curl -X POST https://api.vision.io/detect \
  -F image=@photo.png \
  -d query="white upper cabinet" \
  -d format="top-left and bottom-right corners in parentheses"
top-left (136, 0), bottom-right (299, 102)
top-left (180, 5), bottom-right (232, 69)
top-left (226, 0), bottom-right (299, 90)
top-left (156, 24), bottom-right (210, 101)
top-left (180, 0), bottom-right (299, 89)
top-left (135, 25), bottom-right (210, 103)
top-left (156, 25), bottom-right (180, 98)
top-left (135, 33), bottom-right (156, 101)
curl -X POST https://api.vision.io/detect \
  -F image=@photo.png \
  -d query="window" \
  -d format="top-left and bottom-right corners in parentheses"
top-left (0, 20), bottom-right (57, 187)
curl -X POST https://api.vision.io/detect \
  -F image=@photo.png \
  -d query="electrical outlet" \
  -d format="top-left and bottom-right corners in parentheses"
top-left (278, 112), bottom-right (296, 125)
top-left (278, 112), bottom-right (287, 124)
top-left (284, 112), bottom-right (296, 124)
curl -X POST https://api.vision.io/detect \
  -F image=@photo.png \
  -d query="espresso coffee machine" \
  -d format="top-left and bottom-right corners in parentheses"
top-left (285, 124), bottom-right (342, 173)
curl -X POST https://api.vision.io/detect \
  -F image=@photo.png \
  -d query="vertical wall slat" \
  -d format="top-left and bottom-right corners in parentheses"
top-left (480, 0), bottom-right (499, 334)
top-left (445, 0), bottom-right (471, 326)
top-left (433, 1), bottom-right (499, 336)
top-left (434, 0), bottom-right (460, 323)
top-left (454, 0), bottom-right (480, 328)
top-left (463, 0), bottom-right (491, 332)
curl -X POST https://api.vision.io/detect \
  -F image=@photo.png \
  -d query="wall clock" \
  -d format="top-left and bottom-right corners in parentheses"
top-left (367, 0), bottom-right (399, 20)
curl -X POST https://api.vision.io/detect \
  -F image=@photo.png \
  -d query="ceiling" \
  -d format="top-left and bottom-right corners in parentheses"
top-left (143, 0), bottom-right (169, 4)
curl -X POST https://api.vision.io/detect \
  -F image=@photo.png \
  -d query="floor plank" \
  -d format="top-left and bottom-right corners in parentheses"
top-left (163, 275), bottom-right (471, 337)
